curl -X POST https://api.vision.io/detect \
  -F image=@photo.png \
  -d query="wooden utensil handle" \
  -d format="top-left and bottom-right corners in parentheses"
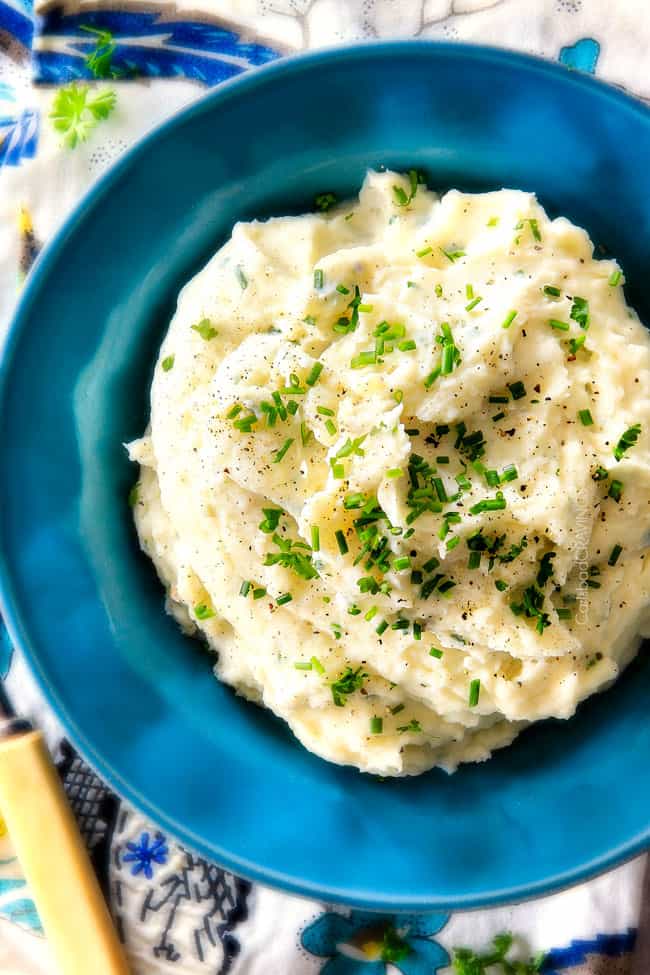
top-left (0, 729), bottom-right (130, 975)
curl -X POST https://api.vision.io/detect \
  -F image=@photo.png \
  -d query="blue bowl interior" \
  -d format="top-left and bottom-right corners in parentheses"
top-left (1, 42), bottom-right (649, 910)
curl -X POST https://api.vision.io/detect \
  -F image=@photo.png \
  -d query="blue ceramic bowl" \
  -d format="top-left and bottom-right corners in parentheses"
top-left (1, 42), bottom-right (649, 911)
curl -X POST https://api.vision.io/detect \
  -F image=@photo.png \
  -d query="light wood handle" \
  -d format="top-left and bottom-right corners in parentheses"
top-left (0, 730), bottom-right (130, 975)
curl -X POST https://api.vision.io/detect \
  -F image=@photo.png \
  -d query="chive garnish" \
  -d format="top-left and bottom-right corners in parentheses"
top-left (507, 381), bottom-right (526, 400)
top-left (311, 656), bottom-right (325, 674)
top-left (543, 285), bottom-right (561, 297)
top-left (608, 479), bottom-right (623, 502)
top-left (162, 355), bottom-right (175, 372)
top-left (300, 422), bottom-right (312, 446)
top-left (434, 283), bottom-right (443, 298)
top-left (194, 603), bottom-right (215, 620)
top-left (331, 463), bottom-right (345, 479)
top-left (501, 310), bottom-right (517, 329)
top-left (311, 526), bottom-right (320, 551)
top-left (613, 423), bottom-right (641, 462)
top-left (468, 678), bottom-right (481, 707)
top-left (549, 319), bottom-right (570, 331)
top-left (416, 245), bottom-right (432, 257)
top-left (313, 268), bottom-right (324, 289)
top-left (608, 544), bottom-right (623, 566)
top-left (294, 661), bottom-right (312, 670)
top-left (393, 556), bottom-right (411, 572)
top-left (468, 550), bottom-right (481, 570)
top-left (235, 266), bottom-right (248, 289)
top-left (276, 592), bottom-right (293, 606)
top-left (335, 530), bottom-right (349, 555)
top-left (570, 296), bottom-right (589, 330)
top-left (609, 270), bottom-right (622, 286)
top-left (495, 579), bottom-right (507, 592)
top-left (429, 647), bottom-right (443, 658)
top-left (390, 703), bottom-right (405, 715)
top-left (442, 248), bottom-right (465, 262)
top-left (370, 716), bottom-right (383, 734)
top-left (273, 438), bottom-right (294, 463)
top-left (578, 409), bottom-right (594, 426)
top-left (465, 296), bottom-right (482, 312)
top-left (306, 362), bottom-right (323, 386)
top-left (376, 619), bottom-right (389, 636)
top-left (191, 319), bottom-right (217, 341)
top-left (239, 580), bottom-right (252, 596)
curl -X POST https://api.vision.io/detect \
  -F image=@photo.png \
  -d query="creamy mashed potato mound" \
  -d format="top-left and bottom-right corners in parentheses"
top-left (129, 171), bottom-right (650, 776)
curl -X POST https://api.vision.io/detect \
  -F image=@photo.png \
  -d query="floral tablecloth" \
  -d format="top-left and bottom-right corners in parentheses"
top-left (0, 2), bottom-right (648, 973)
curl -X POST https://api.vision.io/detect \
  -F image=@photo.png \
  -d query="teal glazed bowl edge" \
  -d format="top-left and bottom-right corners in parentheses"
top-left (1, 41), bottom-right (650, 911)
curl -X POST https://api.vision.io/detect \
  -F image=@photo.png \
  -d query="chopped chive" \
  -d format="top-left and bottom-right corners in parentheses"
top-left (413, 621), bottom-right (422, 641)
top-left (465, 296), bottom-right (482, 312)
top-left (303, 314), bottom-right (317, 325)
top-left (306, 362), bottom-right (323, 386)
top-left (325, 418), bottom-right (337, 436)
top-left (239, 580), bottom-right (251, 597)
top-left (592, 466), bottom-right (609, 481)
top-left (446, 536), bottom-right (460, 551)
top-left (468, 550), bottom-right (481, 570)
top-left (226, 403), bottom-right (242, 419)
top-left (317, 405), bottom-right (334, 416)
top-left (331, 623), bottom-right (343, 639)
top-left (544, 285), bottom-right (561, 297)
top-left (364, 605), bottom-right (378, 622)
top-left (487, 216), bottom-right (499, 226)
top-left (470, 492), bottom-right (506, 514)
top-left (273, 438), bottom-right (294, 463)
top-left (578, 409), bottom-right (594, 426)
top-left (391, 619), bottom-right (409, 632)
top-left (336, 283), bottom-right (350, 295)
top-left (570, 296), bottom-right (589, 330)
top-left (614, 423), bottom-right (641, 462)
top-left (253, 587), bottom-right (266, 599)
top-left (235, 266), bottom-right (248, 289)
top-left (386, 467), bottom-right (404, 479)
top-left (405, 428), bottom-right (420, 437)
top-left (491, 411), bottom-right (506, 423)
top-left (191, 319), bottom-right (218, 341)
top-left (310, 656), bottom-right (325, 674)
top-left (609, 269), bottom-right (622, 286)
top-left (495, 579), bottom-right (508, 592)
top-left (556, 607), bottom-right (572, 620)
top-left (393, 556), bottom-right (411, 572)
top-left (608, 479), bottom-right (623, 502)
top-left (501, 464), bottom-right (518, 482)
top-left (441, 344), bottom-right (455, 375)
top-left (311, 526), bottom-right (320, 551)
top-left (194, 603), bottom-right (215, 620)
top-left (276, 592), bottom-right (293, 606)
top-left (162, 354), bottom-right (175, 372)
top-left (332, 463), bottom-right (345, 479)
top-left (398, 339), bottom-right (417, 352)
top-left (393, 389), bottom-right (404, 404)
top-left (300, 422), bottom-right (312, 446)
top-left (335, 530), bottom-right (349, 555)
top-left (507, 380), bottom-right (526, 400)
top-left (434, 283), bottom-right (443, 298)
top-left (424, 366), bottom-right (441, 388)
top-left (442, 248), bottom-right (465, 262)
top-left (416, 245), bottom-right (432, 257)
top-left (485, 469), bottom-right (500, 488)
top-left (423, 556), bottom-right (440, 573)
top-left (548, 319), bottom-right (570, 331)
top-left (527, 218), bottom-right (541, 241)
top-left (294, 661), bottom-right (312, 670)
top-left (468, 678), bottom-right (481, 707)
top-left (358, 302), bottom-right (373, 313)
top-left (351, 350), bottom-right (377, 369)
top-left (376, 619), bottom-right (389, 635)
top-left (501, 310), bottom-right (517, 329)
top-left (313, 269), bottom-right (324, 289)
top-left (466, 284), bottom-right (474, 300)
top-left (608, 544), bottom-right (623, 566)
top-left (489, 394), bottom-right (508, 404)
top-left (429, 647), bottom-right (443, 658)
top-left (370, 716), bottom-right (383, 734)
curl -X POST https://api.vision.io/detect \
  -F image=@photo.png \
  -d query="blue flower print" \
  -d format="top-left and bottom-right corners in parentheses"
top-left (559, 38), bottom-right (600, 75)
top-left (301, 909), bottom-right (450, 975)
top-left (123, 831), bottom-right (168, 879)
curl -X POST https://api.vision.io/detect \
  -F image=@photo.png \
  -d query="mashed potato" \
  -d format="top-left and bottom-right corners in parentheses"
top-left (128, 171), bottom-right (650, 776)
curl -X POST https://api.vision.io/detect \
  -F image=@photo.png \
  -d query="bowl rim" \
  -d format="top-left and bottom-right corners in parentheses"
top-left (1, 39), bottom-right (649, 911)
